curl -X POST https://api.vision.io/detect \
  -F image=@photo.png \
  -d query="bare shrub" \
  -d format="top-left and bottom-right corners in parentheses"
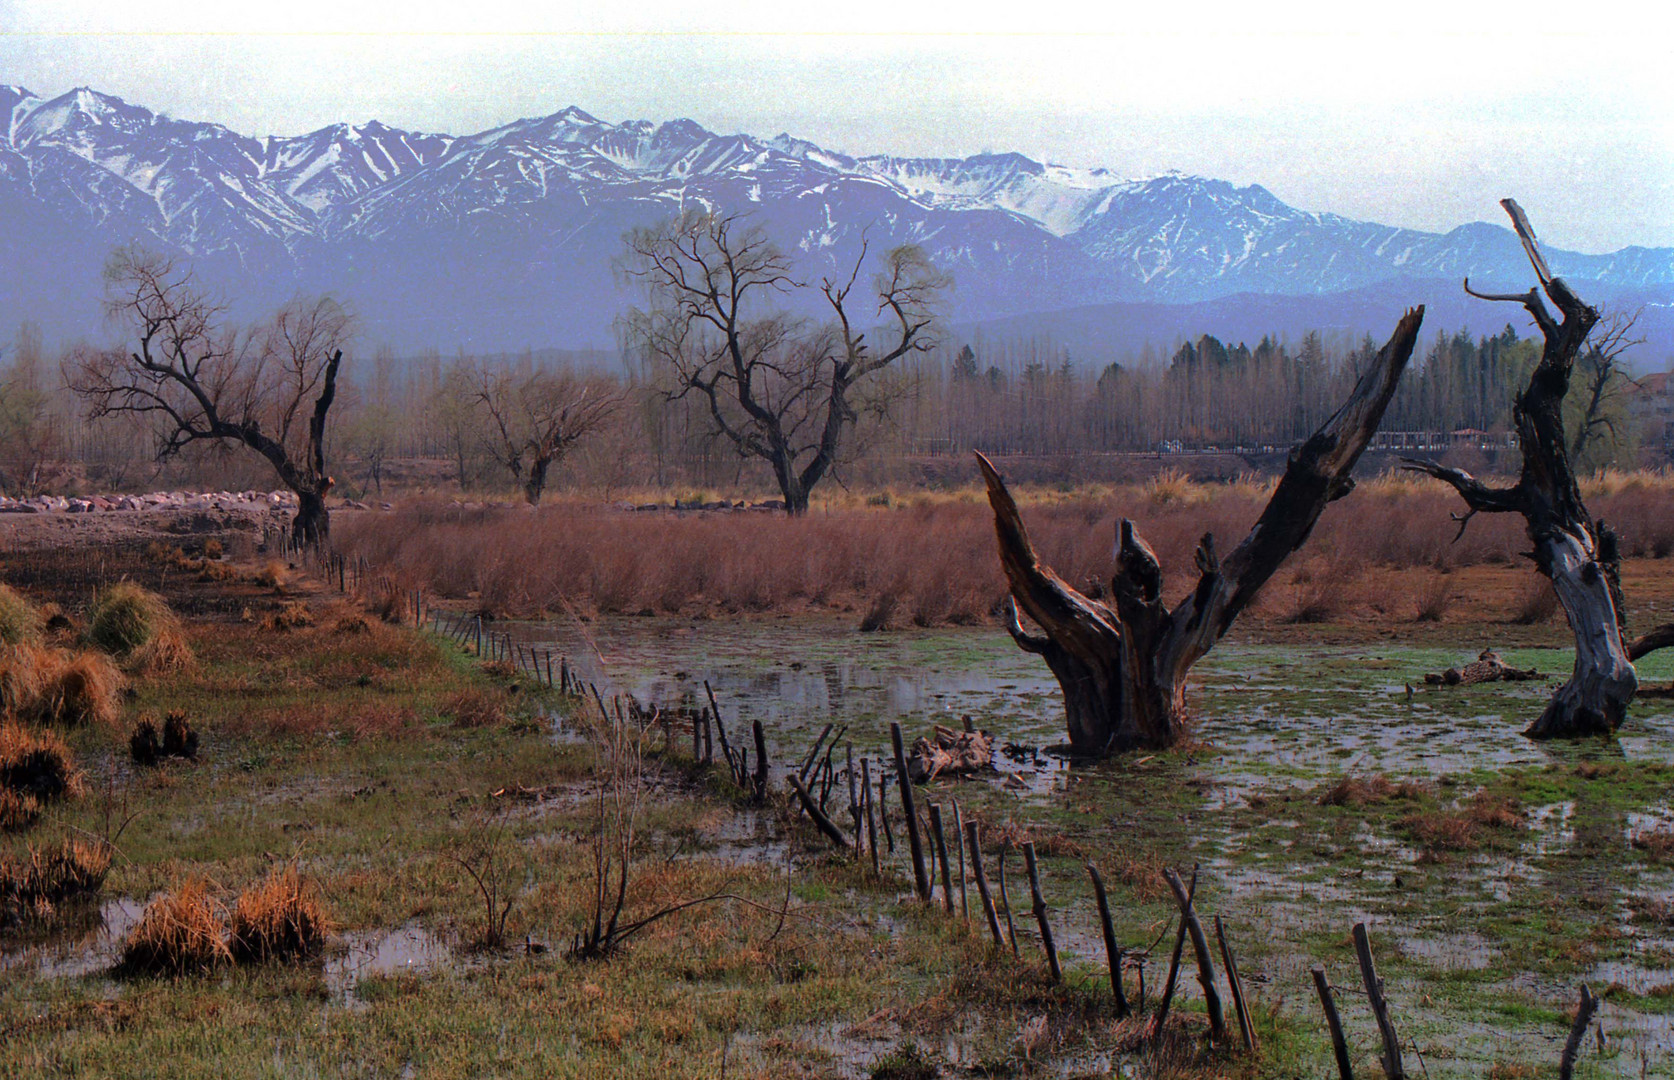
top-left (1413, 573), bottom-right (1452, 623)
top-left (1508, 577), bottom-right (1559, 625)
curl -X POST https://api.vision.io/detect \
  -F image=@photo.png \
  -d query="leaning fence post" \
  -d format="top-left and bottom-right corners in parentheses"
top-left (752, 721), bottom-right (769, 803)
top-left (861, 758), bottom-right (880, 876)
top-left (1559, 984), bottom-right (1598, 1080)
top-left (1352, 923), bottom-right (1405, 1080)
top-left (1021, 842), bottom-right (1060, 982)
top-left (1312, 966), bottom-right (1355, 1080)
top-left (1216, 915), bottom-right (1257, 1052)
top-left (952, 800), bottom-right (968, 922)
top-left (1087, 863), bottom-right (1129, 1017)
top-left (967, 823), bottom-right (1003, 946)
top-left (928, 804), bottom-right (954, 914)
top-left (1163, 866), bottom-right (1227, 1045)
top-left (890, 723), bottom-right (931, 903)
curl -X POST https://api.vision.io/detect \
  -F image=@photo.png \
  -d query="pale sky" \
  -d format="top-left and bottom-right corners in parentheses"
top-left (2, 0), bottom-right (1671, 252)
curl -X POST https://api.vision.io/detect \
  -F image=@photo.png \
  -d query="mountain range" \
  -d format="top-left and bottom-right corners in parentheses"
top-left (4, 85), bottom-right (1673, 360)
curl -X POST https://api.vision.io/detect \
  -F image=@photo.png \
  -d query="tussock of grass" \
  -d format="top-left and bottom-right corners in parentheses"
top-left (0, 584), bottom-right (43, 646)
top-left (1631, 827), bottom-right (1674, 862)
top-left (0, 722), bottom-right (81, 800)
top-left (86, 583), bottom-right (193, 673)
top-left (0, 838), bottom-right (111, 925)
top-left (0, 787), bottom-right (41, 832)
top-left (229, 864), bottom-right (329, 962)
top-left (444, 689), bottom-right (507, 729)
top-left (332, 612), bottom-right (374, 635)
top-left (1317, 774), bottom-right (1430, 807)
top-left (129, 711), bottom-right (198, 766)
top-left (122, 880), bottom-right (233, 976)
top-left (39, 649), bottom-right (126, 726)
top-left (261, 601), bottom-right (315, 632)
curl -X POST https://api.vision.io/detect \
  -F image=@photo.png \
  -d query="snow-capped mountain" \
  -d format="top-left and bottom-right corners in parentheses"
top-left (3, 84), bottom-right (1672, 352)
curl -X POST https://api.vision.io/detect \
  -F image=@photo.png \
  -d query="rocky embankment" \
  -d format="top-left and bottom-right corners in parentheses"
top-left (0, 490), bottom-right (300, 515)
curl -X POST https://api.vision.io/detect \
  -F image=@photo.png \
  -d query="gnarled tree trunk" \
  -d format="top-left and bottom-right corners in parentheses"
top-left (1405, 200), bottom-right (1636, 739)
top-left (981, 307), bottom-right (1425, 753)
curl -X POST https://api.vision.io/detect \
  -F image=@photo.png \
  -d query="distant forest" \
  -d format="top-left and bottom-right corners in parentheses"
top-left (0, 317), bottom-right (1658, 499)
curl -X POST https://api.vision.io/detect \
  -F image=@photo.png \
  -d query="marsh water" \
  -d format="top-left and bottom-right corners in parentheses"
top-left (505, 615), bottom-right (1674, 1077)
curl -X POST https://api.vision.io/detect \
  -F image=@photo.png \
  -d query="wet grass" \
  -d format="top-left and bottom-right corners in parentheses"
top-left (1, 539), bottom-right (1671, 1077)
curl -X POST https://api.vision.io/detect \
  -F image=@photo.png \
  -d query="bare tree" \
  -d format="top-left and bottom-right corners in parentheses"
top-left (0, 322), bottom-right (59, 497)
top-left (981, 309), bottom-right (1424, 752)
top-left (68, 248), bottom-right (350, 544)
top-left (621, 211), bottom-right (946, 513)
top-left (474, 364), bottom-right (617, 505)
top-left (1405, 200), bottom-right (1637, 738)
top-left (1567, 310), bottom-right (1642, 473)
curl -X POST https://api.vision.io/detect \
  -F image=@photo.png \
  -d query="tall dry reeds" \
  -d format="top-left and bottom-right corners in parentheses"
top-left (335, 471), bottom-right (1674, 627)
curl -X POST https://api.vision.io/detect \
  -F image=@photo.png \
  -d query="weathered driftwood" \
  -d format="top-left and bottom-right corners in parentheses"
top-left (979, 308), bottom-right (1424, 752)
top-left (862, 758), bottom-right (880, 876)
top-left (1423, 648), bottom-right (1543, 686)
top-left (907, 725), bottom-right (994, 783)
top-left (1404, 200), bottom-right (1638, 739)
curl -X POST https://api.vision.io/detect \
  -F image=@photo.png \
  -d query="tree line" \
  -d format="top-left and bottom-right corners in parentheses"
top-left (0, 215), bottom-right (1654, 529)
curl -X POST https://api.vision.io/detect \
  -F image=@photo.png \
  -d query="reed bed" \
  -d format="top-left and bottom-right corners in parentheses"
top-left (337, 470), bottom-right (1674, 626)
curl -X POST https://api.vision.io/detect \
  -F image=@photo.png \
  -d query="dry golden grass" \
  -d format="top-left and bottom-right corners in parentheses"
top-left (0, 838), bottom-right (111, 923)
top-left (0, 583), bottom-right (43, 646)
top-left (339, 472), bottom-right (1674, 625)
top-left (0, 721), bottom-right (82, 800)
top-left (1318, 774), bottom-right (1430, 807)
top-left (0, 787), bottom-right (41, 832)
top-left (1631, 828), bottom-right (1674, 862)
top-left (229, 864), bottom-right (329, 963)
top-left (122, 880), bottom-right (234, 975)
top-left (39, 649), bottom-right (127, 725)
top-left (444, 689), bottom-right (508, 729)
top-left (260, 601), bottom-right (316, 632)
top-left (251, 561), bottom-right (290, 590)
top-left (331, 612), bottom-right (374, 635)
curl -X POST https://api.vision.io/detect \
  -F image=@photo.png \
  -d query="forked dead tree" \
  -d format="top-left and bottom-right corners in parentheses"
top-left (71, 249), bottom-right (349, 544)
top-left (1404, 200), bottom-right (1640, 738)
top-left (979, 308), bottom-right (1424, 752)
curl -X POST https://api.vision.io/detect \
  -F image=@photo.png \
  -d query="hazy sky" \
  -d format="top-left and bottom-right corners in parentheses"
top-left (2, 0), bottom-right (1670, 253)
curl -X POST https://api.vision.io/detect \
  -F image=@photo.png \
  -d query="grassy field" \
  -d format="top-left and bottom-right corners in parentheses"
top-left (1, 526), bottom-right (1670, 1078)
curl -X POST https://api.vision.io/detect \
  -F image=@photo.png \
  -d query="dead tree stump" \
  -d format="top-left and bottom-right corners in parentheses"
top-left (979, 308), bottom-right (1424, 752)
